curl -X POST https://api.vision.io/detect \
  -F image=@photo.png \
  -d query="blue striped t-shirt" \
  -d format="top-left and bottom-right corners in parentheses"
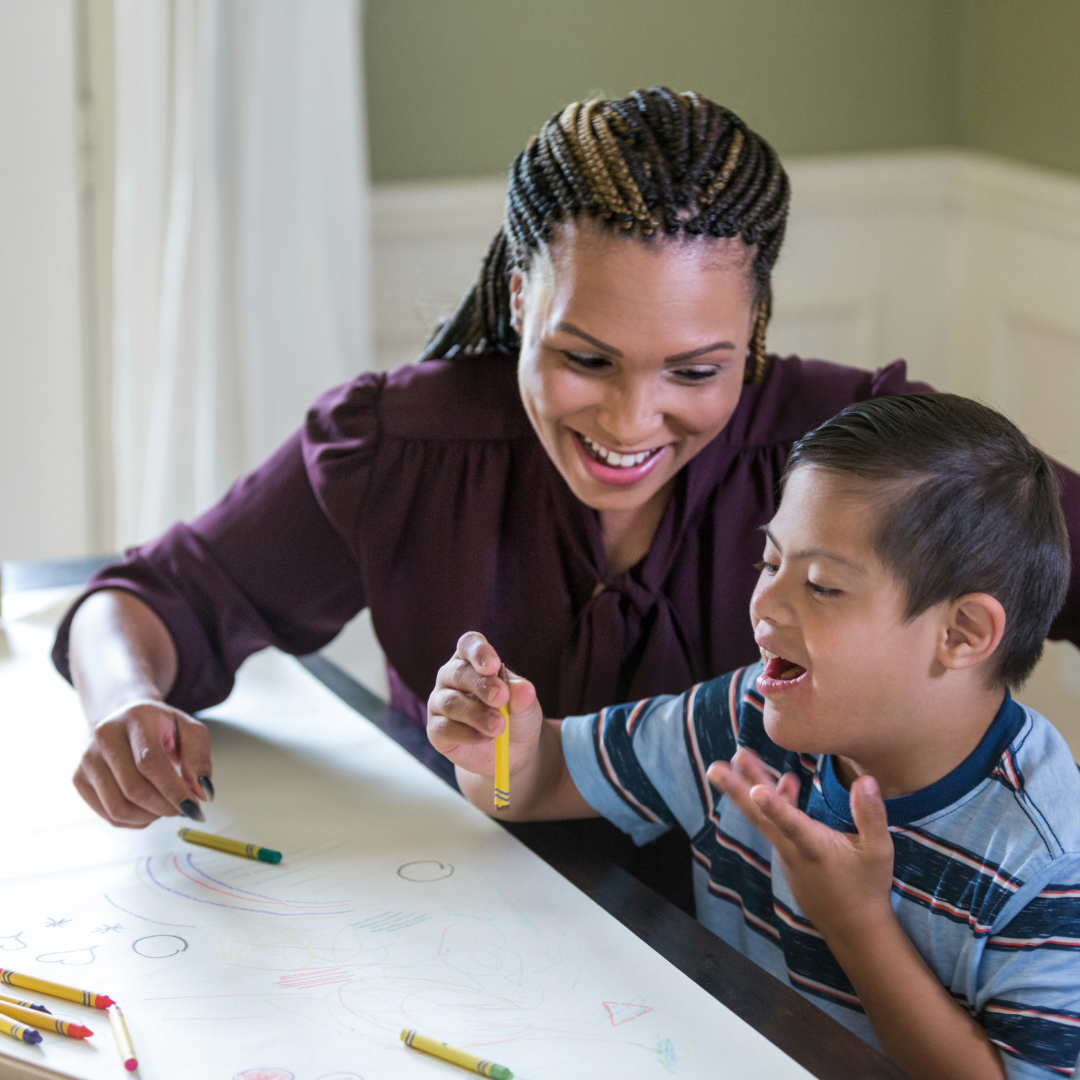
top-left (562, 662), bottom-right (1080, 1078)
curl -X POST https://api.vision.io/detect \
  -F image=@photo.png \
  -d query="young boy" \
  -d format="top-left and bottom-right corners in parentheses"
top-left (428, 393), bottom-right (1080, 1080)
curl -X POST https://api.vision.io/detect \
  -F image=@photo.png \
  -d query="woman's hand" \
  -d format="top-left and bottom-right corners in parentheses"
top-left (73, 700), bottom-right (213, 829)
top-left (68, 588), bottom-right (213, 828)
top-left (427, 632), bottom-right (544, 776)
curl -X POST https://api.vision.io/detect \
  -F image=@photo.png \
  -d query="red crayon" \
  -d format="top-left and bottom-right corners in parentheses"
top-left (0, 999), bottom-right (92, 1038)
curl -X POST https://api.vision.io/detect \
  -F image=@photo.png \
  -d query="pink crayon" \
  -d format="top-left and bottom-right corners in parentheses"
top-left (108, 1005), bottom-right (138, 1072)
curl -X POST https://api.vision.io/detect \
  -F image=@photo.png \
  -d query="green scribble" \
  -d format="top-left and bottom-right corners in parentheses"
top-left (631, 1035), bottom-right (695, 1074)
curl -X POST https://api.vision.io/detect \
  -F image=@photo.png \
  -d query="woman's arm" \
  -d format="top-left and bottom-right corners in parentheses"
top-left (69, 589), bottom-right (212, 828)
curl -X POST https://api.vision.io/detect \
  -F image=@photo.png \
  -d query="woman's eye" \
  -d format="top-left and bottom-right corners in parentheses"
top-left (563, 351), bottom-right (611, 371)
top-left (808, 582), bottom-right (840, 597)
top-left (671, 365), bottom-right (722, 383)
top-left (753, 560), bottom-right (779, 575)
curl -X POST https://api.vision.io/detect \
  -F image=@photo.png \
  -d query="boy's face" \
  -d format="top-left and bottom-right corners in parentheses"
top-left (751, 465), bottom-right (944, 761)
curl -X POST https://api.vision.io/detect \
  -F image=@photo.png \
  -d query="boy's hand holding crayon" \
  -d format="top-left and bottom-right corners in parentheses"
top-left (428, 632), bottom-right (596, 821)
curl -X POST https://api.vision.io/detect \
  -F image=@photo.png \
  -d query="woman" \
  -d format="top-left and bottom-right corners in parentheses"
top-left (55, 90), bottom-right (1080, 893)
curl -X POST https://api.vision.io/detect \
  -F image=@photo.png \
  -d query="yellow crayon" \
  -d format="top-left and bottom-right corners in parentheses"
top-left (0, 967), bottom-right (113, 1009)
top-left (401, 1028), bottom-right (513, 1079)
top-left (177, 827), bottom-right (282, 863)
top-left (0, 991), bottom-right (50, 1014)
top-left (108, 1005), bottom-right (138, 1072)
top-left (0, 1014), bottom-right (41, 1045)
top-left (493, 664), bottom-right (510, 812)
top-left (0, 999), bottom-right (92, 1038)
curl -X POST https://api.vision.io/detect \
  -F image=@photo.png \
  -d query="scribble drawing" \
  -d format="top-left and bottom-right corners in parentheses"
top-left (140, 855), bottom-right (354, 917)
top-left (274, 967), bottom-right (356, 991)
top-left (132, 935), bottom-right (189, 959)
top-left (603, 999), bottom-right (654, 1026)
top-left (35, 947), bottom-right (98, 966)
top-left (104, 893), bottom-right (196, 929)
top-left (0, 933), bottom-right (26, 952)
top-left (45, 917), bottom-right (71, 928)
top-left (93, 923), bottom-right (123, 934)
top-left (233, 1071), bottom-right (295, 1080)
top-left (631, 1036), bottom-right (695, 1074)
top-left (397, 860), bottom-right (454, 882)
top-left (352, 911), bottom-right (431, 932)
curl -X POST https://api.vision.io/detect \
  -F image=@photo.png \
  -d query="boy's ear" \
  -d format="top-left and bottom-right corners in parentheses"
top-left (938, 593), bottom-right (1007, 672)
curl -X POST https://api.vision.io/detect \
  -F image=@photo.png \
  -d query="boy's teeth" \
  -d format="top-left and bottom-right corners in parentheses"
top-left (760, 647), bottom-right (779, 660)
top-left (579, 434), bottom-right (657, 468)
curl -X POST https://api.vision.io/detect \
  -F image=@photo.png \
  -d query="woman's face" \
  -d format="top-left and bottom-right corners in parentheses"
top-left (513, 221), bottom-right (758, 514)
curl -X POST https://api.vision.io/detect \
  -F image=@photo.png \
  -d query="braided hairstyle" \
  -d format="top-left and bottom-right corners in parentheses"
top-left (419, 87), bottom-right (791, 384)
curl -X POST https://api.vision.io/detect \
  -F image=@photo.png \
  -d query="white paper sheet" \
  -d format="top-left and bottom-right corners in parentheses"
top-left (0, 604), bottom-right (811, 1080)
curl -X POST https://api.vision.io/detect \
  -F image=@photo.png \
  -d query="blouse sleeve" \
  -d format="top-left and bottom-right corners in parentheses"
top-left (51, 379), bottom-right (381, 714)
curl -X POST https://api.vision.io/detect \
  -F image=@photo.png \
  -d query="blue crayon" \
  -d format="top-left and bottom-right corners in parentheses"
top-left (0, 992), bottom-right (50, 1013)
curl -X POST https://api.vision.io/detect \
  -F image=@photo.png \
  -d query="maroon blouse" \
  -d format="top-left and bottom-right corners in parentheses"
top-left (52, 354), bottom-right (1080, 724)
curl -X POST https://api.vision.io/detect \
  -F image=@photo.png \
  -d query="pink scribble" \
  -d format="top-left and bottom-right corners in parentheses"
top-left (602, 1000), bottom-right (653, 1026)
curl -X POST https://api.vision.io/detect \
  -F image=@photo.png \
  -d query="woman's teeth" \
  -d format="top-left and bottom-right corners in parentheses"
top-left (578, 433), bottom-right (660, 469)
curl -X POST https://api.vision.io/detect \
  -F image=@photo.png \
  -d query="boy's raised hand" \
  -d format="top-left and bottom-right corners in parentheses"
top-left (427, 632), bottom-right (544, 777)
top-left (707, 749), bottom-right (895, 940)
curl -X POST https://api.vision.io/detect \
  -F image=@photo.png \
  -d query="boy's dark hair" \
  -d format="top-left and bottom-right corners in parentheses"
top-left (785, 393), bottom-right (1070, 687)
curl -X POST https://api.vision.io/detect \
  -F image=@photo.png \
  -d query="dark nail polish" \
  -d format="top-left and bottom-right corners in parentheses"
top-left (179, 799), bottom-right (205, 823)
top-left (198, 776), bottom-right (215, 801)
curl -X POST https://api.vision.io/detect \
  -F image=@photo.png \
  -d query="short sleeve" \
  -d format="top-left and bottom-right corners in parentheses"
top-left (561, 670), bottom-right (745, 846)
top-left (977, 859), bottom-right (1080, 1078)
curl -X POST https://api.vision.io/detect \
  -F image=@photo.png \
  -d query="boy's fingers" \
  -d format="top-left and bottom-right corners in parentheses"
top-left (441, 657), bottom-right (507, 707)
top-left (506, 673), bottom-right (537, 716)
top-left (850, 775), bottom-right (892, 854)
top-left (428, 688), bottom-right (501, 735)
top-left (731, 748), bottom-right (778, 789)
top-left (707, 761), bottom-right (774, 832)
top-left (776, 771), bottom-right (802, 807)
top-left (427, 713), bottom-right (495, 754)
top-left (750, 784), bottom-right (815, 849)
top-left (456, 631), bottom-right (501, 676)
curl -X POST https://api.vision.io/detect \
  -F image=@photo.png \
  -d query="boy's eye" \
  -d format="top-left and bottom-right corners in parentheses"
top-left (753, 560), bottom-right (778, 575)
top-left (808, 581), bottom-right (841, 597)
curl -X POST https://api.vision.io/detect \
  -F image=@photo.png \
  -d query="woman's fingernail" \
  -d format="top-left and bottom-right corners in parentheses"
top-left (179, 799), bottom-right (206, 823)
top-left (198, 776), bottom-right (215, 801)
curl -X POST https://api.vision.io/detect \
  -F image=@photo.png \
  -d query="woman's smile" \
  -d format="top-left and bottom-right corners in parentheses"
top-left (570, 429), bottom-right (672, 488)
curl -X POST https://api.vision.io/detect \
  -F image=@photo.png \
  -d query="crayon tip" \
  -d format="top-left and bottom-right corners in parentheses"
top-left (124, 1058), bottom-right (138, 1072)
top-left (71, 1024), bottom-right (94, 1039)
top-left (98, 995), bottom-right (116, 1009)
top-left (490, 1068), bottom-right (513, 1080)
top-left (256, 848), bottom-right (282, 864)
top-left (30, 1004), bottom-right (51, 1013)
top-left (24, 1029), bottom-right (42, 1045)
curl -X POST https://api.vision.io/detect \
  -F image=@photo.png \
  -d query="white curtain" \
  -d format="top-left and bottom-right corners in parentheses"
top-left (111, 0), bottom-right (372, 548)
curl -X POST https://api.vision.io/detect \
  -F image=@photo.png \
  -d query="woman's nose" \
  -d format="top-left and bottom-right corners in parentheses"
top-left (595, 377), bottom-right (664, 447)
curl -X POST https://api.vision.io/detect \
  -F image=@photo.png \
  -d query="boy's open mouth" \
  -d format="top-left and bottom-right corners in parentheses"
top-left (760, 648), bottom-right (807, 681)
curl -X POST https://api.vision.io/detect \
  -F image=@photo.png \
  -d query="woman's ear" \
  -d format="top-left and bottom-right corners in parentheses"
top-left (938, 593), bottom-right (1007, 673)
top-left (509, 268), bottom-right (525, 335)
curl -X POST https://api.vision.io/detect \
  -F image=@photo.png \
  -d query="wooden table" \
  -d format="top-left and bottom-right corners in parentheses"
top-left (1, 556), bottom-right (909, 1080)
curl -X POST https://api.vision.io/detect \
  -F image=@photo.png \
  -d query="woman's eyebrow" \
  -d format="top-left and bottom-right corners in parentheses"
top-left (551, 321), bottom-right (623, 357)
top-left (665, 341), bottom-right (737, 363)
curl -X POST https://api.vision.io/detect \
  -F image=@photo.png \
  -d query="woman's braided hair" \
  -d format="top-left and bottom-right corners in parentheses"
top-left (419, 87), bottom-right (791, 384)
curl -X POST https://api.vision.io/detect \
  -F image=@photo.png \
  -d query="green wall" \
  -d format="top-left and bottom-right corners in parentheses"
top-left (958, 0), bottom-right (1080, 178)
top-left (364, 0), bottom-right (961, 182)
top-left (364, 0), bottom-right (1080, 184)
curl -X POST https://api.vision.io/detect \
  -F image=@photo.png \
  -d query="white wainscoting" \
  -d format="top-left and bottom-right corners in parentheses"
top-left (356, 151), bottom-right (1080, 754)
